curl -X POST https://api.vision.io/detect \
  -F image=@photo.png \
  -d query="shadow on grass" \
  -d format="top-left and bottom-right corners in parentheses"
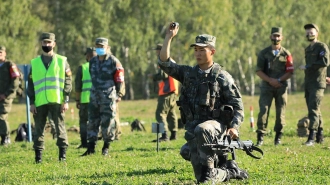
top-left (113, 146), bottom-right (178, 152)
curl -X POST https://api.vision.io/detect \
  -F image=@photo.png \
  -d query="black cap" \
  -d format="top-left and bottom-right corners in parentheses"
top-left (304, 23), bottom-right (319, 32)
top-left (84, 47), bottom-right (96, 55)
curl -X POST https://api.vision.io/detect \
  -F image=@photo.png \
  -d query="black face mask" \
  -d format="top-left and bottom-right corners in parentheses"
top-left (42, 46), bottom-right (53, 53)
top-left (271, 39), bottom-right (281, 45)
top-left (306, 35), bottom-right (316, 42)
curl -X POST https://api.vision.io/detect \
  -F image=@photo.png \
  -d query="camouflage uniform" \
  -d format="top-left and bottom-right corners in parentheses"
top-left (0, 46), bottom-right (20, 145)
top-left (255, 27), bottom-right (294, 145)
top-left (27, 33), bottom-right (72, 162)
top-left (158, 35), bottom-right (245, 183)
top-left (303, 24), bottom-right (329, 145)
top-left (83, 37), bottom-right (125, 156)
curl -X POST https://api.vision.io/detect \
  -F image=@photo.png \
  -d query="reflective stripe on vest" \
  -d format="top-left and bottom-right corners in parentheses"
top-left (31, 54), bottom-right (66, 107)
top-left (81, 62), bottom-right (92, 103)
top-left (158, 76), bottom-right (179, 95)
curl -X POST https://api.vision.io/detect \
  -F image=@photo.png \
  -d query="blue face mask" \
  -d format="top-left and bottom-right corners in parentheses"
top-left (95, 48), bottom-right (106, 56)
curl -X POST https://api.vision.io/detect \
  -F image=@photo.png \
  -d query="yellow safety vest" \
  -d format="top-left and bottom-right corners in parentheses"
top-left (81, 62), bottom-right (92, 103)
top-left (31, 54), bottom-right (66, 107)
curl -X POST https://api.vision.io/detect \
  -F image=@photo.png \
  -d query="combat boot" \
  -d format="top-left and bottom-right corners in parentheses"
top-left (199, 165), bottom-right (223, 184)
top-left (274, 132), bottom-right (282, 145)
top-left (304, 129), bottom-right (315, 146)
top-left (256, 133), bottom-right (264, 146)
top-left (152, 132), bottom-right (168, 142)
top-left (35, 150), bottom-right (42, 164)
top-left (316, 127), bottom-right (324, 144)
top-left (170, 131), bottom-right (177, 140)
top-left (77, 136), bottom-right (88, 149)
top-left (1, 135), bottom-right (10, 145)
top-left (81, 141), bottom-right (96, 156)
top-left (102, 142), bottom-right (110, 156)
top-left (225, 160), bottom-right (249, 181)
top-left (59, 148), bottom-right (66, 161)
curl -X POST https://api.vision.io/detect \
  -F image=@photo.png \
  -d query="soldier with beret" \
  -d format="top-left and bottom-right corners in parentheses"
top-left (0, 46), bottom-right (20, 145)
top-left (27, 32), bottom-right (72, 163)
top-left (255, 27), bottom-right (294, 146)
top-left (158, 23), bottom-right (248, 184)
top-left (299, 23), bottom-right (329, 146)
top-left (75, 47), bottom-right (96, 148)
top-left (151, 43), bottom-right (179, 142)
top-left (81, 37), bottom-right (125, 156)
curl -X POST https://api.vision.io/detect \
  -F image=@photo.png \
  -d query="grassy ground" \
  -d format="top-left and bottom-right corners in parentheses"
top-left (0, 92), bottom-right (330, 185)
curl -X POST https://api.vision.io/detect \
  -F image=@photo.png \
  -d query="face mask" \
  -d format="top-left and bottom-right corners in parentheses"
top-left (42, 46), bottom-right (53, 53)
top-left (96, 48), bottom-right (106, 56)
top-left (306, 35), bottom-right (316, 41)
top-left (271, 39), bottom-right (281, 45)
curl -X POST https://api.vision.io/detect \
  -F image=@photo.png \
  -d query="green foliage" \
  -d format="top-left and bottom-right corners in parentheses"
top-left (1, 0), bottom-right (330, 98)
top-left (2, 94), bottom-right (330, 184)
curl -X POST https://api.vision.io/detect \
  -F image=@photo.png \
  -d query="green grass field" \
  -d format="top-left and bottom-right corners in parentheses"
top-left (0, 92), bottom-right (330, 185)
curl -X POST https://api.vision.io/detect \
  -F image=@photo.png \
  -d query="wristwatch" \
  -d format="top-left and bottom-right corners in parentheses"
top-left (277, 78), bottom-right (281, 82)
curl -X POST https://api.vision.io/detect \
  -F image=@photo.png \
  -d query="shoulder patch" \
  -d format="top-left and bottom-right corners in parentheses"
top-left (10, 65), bottom-right (20, 78)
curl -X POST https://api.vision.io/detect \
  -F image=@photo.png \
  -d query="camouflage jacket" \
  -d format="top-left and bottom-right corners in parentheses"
top-left (89, 54), bottom-right (125, 98)
top-left (0, 60), bottom-right (20, 99)
top-left (158, 58), bottom-right (244, 129)
top-left (304, 41), bottom-right (329, 89)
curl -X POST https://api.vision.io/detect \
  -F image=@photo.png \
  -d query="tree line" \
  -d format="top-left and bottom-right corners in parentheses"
top-left (1, 0), bottom-right (330, 99)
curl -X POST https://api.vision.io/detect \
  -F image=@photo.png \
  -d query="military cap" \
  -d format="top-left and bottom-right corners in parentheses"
top-left (153, 44), bottom-right (162, 50)
top-left (190, 34), bottom-right (216, 47)
top-left (40, 32), bottom-right (56, 41)
top-left (271, 27), bottom-right (282, 35)
top-left (84, 47), bottom-right (96, 55)
top-left (304, 23), bottom-right (319, 32)
top-left (0, 46), bottom-right (6, 52)
top-left (95, 37), bottom-right (108, 46)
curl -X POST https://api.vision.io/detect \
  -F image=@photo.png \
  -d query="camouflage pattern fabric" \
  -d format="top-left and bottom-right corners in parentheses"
top-left (159, 60), bottom-right (244, 182)
top-left (87, 54), bottom-right (124, 143)
top-left (0, 98), bottom-right (13, 136)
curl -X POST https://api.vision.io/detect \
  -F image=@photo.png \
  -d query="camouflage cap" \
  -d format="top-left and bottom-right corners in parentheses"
top-left (271, 27), bottom-right (282, 35)
top-left (304, 23), bottom-right (319, 32)
top-left (0, 46), bottom-right (6, 51)
top-left (95, 37), bottom-right (108, 46)
top-left (153, 44), bottom-right (162, 50)
top-left (40, 32), bottom-right (56, 41)
top-left (190, 34), bottom-right (216, 47)
top-left (84, 47), bottom-right (96, 55)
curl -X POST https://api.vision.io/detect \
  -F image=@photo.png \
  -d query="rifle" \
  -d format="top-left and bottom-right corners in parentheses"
top-left (203, 135), bottom-right (264, 160)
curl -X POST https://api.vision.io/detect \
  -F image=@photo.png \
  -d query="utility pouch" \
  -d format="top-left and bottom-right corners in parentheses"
top-left (198, 82), bottom-right (210, 106)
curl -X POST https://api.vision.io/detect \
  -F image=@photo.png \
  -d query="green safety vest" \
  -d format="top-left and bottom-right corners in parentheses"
top-left (81, 62), bottom-right (92, 103)
top-left (31, 54), bottom-right (66, 107)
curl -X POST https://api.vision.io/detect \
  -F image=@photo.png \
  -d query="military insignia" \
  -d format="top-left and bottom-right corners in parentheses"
top-left (196, 38), bottom-right (201, 43)
top-left (319, 51), bottom-right (325, 56)
top-left (10, 65), bottom-right (20, 78)
top-left (66, 68), bottom-right (72, 76)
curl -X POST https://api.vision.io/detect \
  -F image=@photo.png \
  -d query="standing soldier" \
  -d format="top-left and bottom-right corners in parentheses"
top-left (151, 44), bottom-right (179, 142)
top-left (82, 37), bottom-right (125, 156)
top-left (158, 23), bottom-right (248, 184)
top-left (300, 24), bottom-right (329, 146)
top-left (255, 27), bottom-right (294, 146)
top-left (75, 47), bottom-right (96, 148)
top-left (0, 46), bottom-right (20, 145)
top-left (27, 32), bottom-right (72, 163)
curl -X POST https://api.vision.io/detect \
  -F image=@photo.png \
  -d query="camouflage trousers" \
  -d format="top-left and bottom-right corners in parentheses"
top-left (305, 88), bottom-right (324, 130)
top-left (0, 98), bottom-right (13, 136)
top-left (33, 104), bottom-right (68, 150)
top-left (155, 92), bottom-right (178, 132)
top-left (183, 120), bottom-right (227, 182)
top-left (79, 103), bottom-right (89, 141)
top-left (257, 85), bottom-right (288, 134)
top-left (87, 91), bottom-right (117, 143)
top-left (115, 104), bottom-right (121, 139)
